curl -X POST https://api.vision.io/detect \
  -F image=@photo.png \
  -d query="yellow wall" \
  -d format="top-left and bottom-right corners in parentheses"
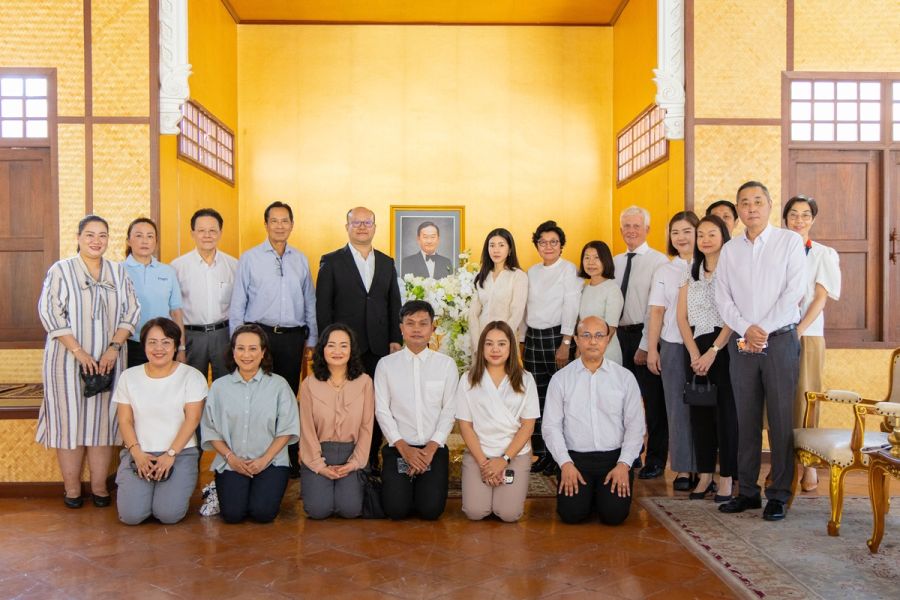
top-left (611, 0), bottom-right (685, 255)
top-left (236, 25), bottom-right (613, 274)
top-left (159, 0), bottom-right (239, 261)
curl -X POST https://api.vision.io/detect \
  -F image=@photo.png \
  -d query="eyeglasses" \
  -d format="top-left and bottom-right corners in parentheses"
top-left (786, 211), bottom-right (814, 221)
top-left (146, 339), bottom-right (175, 348)
top-left (537, 239), bottom-right (560, 248)
top-left (349, 220), bottom-right (375, 228)
top-left (578, 332), bottom-right (609, 342)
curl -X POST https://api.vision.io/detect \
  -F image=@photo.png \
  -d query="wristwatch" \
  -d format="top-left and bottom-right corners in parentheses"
top-left (108, 341), bottom-right (122, 351)
top-left (562, 338), bottom-right (571, 345)
top-left (177, 345), bottom-right (186, 352)
top-left (711, 344), bottom-right (721, 353)
top-left (166, 448), bottom-right (176, 457)
top-left (502, 454), bottom-right (511, 463)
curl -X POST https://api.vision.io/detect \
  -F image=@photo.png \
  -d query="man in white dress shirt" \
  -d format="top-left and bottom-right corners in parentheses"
top-left (171, 208), bottom-right (238, 381)
top-left (543, 316), bottom-right (646, 525)
top-left (715, 181), bottom-right (806, 521)
top-left (374, 300), bottom-right (459, 520)
top-left (613, 206), bottom-right (669, 479)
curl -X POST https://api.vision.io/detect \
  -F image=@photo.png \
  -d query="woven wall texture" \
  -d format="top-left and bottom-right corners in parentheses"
top-left (91, 0), bottom-right (150, 116)
top-left (795, 0), bottom-right (900, 71)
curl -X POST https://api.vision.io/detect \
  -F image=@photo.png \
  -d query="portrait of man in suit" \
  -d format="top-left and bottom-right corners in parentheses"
top-left (401, 221), bottom-right (454, 280)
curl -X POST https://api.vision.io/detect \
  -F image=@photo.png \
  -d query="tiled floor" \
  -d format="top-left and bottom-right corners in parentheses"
top-left (0, 465), bottom-right (871, 600)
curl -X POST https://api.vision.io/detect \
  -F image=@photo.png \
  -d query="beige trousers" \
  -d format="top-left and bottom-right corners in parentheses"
top-left (794, 335), bottom-right (826, 428)
top-left (461, 451), bottom-right (531, 522)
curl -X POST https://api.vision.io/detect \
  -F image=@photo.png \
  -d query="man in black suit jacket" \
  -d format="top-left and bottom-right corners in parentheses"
top-left (317, 206), bottom-right (403, 471)
top-left (400, 221), bottom-right (454, 280)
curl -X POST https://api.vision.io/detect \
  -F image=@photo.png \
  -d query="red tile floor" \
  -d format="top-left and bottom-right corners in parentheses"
top-left (0, 462), bottom-right (869, 600)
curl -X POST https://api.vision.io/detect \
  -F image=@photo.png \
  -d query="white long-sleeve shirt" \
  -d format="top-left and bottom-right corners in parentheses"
top-left (525, 258), bottom-right (582, 335)
top-left (715, 225), bottom-right (807, 336)
top-left (613, 242), bottom-right (669, 351)
top-left (542, 358), bottom-right (646, 468)
top-left (374, 347), bottom-right (459, 447)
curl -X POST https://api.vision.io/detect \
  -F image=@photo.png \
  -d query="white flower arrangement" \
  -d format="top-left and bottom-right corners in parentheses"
top-left (401, 251), bottom-right (479, 372)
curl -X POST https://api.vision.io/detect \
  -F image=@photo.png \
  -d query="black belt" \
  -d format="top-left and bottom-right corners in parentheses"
top-left (769, 323), bottom-right (797, 337)
top-left (185, 320), bottom-right (228, 333)
top-left (618, 324), bottom-right (644, 332)
top-left (256, 323), bottom-right (309, 336)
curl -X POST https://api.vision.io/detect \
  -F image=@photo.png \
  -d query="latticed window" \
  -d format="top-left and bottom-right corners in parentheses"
top-left (0, 75), bottom-right (49, 139)
top-left (617, 104), bottom-right (667, 185)
top-left (178, 100), bottom-right (234, 184)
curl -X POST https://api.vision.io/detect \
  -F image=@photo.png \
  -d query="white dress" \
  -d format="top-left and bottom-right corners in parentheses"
top-left (578, 279), bottom-right (624, 364)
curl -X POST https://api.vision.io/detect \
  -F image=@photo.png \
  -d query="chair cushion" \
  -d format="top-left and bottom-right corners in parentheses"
top-left (824, 390), bottom-right (861, 404)
top-left (875, 402), bottom-right (900, 417)
top-left (793, 428), bottom-right (889, 467)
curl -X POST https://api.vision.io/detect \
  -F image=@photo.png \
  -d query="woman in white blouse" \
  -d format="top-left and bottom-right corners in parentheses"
top-left (457, 320), bottom-right (540, 522)
top-left (647, 211), bottom-right (699, 491)
top-left (577, 241), bottom-right (623, 365)
top-left (114, 317), bottom-right (207, 525)
top-left (676, 215), bottom-right (736, 501)
top-left (468, 228), bottom-right (528, 347)
top-left (783, 195), bottom-right (841, 491)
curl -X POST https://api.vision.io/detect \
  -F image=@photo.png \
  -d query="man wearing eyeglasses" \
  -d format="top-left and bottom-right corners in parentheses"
top-left (316, 206), bottom-right (403, 473)
top-left (230, 201), bottom-right (318, 477)
top-left (543, 316), bottom-right (645, 526)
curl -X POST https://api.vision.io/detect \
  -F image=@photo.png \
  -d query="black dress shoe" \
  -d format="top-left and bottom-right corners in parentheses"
top-left (542, 460), bottom-right (560, 478)
top-left (63, 494), bottom-right (84, 509)
top-left (718, 495), bottom-right (762, 513)
top-left (763, 499), bottom-right (787, 521)
top-left (638, 464), bottom-right (664, 479)
top-left (672, 476), bottom-right (693, 491)
top-left (531, 453), bottom-right (552, 473)
top-left (92, 494), bottom-right (111, 508)
top-left (714, 493), bottom-right (733, 503)
top-left (689, 480), bottom-right (717, 500)
top-left (632, 457), bottom-right (643, 470)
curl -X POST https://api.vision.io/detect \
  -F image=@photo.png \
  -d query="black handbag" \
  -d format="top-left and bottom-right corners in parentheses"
top-left (359, 469), bottom-right (386, 519)
top-left (683, 375), bottom-right (717, 407)
top-left (81, 370), bottom-right (114, 397)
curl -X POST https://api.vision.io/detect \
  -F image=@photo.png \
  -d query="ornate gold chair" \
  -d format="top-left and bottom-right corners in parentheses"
top-left (791, 390), bottom-right (887, 535)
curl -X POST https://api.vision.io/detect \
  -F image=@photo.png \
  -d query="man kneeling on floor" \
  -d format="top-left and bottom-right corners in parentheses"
top-left (543, 316), bottom-right (646, 525)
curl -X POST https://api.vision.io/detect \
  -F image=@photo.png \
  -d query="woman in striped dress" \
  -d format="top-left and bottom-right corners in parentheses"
top-left (37, 215), bottom-right (141, 508)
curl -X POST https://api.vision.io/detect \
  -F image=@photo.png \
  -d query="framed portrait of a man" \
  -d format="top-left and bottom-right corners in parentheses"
top-left (390, 206), bottom-right (464, 280)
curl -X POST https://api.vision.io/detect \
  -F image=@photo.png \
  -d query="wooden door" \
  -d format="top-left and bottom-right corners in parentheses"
top-left (788, 149), bottom-right (882, 345)
top-left (0, 147), bottom-right (56, 346)
top-left (889, 151), bottom-right (900, 342)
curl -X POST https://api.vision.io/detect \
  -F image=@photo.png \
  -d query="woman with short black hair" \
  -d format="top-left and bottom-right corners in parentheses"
top-left (578, 241), bottom-right (624, 365)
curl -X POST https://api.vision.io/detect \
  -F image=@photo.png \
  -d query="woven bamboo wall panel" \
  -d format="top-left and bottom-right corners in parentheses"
top-left (0, 350), bottom-right (42, 383)
top-left (795, 0), bottom-right (900, 71)
top-left (693, 0), bottom-right (785, 119)
top-left (57, 124), bottom-right (86, 260)
top-left (91, 0), bottom-right (150, 117)
top-left (694, 125), bottom-right (782, 219)
top-left (92, 124), bottom-right (151, 261)
top-left (819, 348), bottom-right (895, 429)
top-left (0, 0), bottom-right (85, 116)
top-left (0, 421), bottom-right (94, 481)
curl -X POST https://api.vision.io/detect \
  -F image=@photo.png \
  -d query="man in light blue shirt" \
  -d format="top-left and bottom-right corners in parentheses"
top-left (230, 201), bottom-right (317, 477)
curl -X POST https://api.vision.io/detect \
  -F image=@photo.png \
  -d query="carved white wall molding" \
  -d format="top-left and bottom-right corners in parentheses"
top-left (652, 0), bottom-right (685, 140)
top-left (159, 0), bottom-right (191, 134)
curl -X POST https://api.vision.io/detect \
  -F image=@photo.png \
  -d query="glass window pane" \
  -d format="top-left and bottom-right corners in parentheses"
top-left (813, 122), bottom-right (834, 141)
top-left (791, 122), bottom-right (811, 141)
top-left (894, 123), bottom-right (900, 141)
top-left (894, 81), bottom-right (900, 99)
top-left (860, 102), bottom-right (880, 121)
top-left (836, 102), bottom-right (857, 121)
top-left (894, 102), bottom-right (900, 121)
top-left (859, 123), bottom-right (880, 141)
top-left (836, 123), bottom-right (857, 141)
top-left (1, 98), bottom-right (23, 118)
top-left (814, 81), bottom-right (835, 100)
top-left (24, 78), bottom-right (47, 97)
top-left (25, 119), bottom-right (47, 138)
top-left (792, 81), bottom-right (812, 100)
top-left (791, 102), bottom-right (811, 121)
top-left (836, 82), bottom-right (857, 100)
top-left (859, 81), bottom-right (880, 101)
top-left (813, 102), bottom-right (834, 121)
top-left (1, 119), bottom-right (24, 137)
top-left (0, 77), bottom-right (24, 97)
top-left (25, 98), bottom-right (47, 118)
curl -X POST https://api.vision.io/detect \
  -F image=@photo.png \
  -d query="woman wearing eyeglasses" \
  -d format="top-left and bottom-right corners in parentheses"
top-left (114, 317), bottom-right (207, 525)
top-left (523, 220), bottom-right (583, 476)
top-left (783, 195), bottom-right (841, 492)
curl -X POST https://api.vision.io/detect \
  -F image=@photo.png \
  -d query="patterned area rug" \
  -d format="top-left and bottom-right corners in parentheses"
top-left (640, 496), bottom-right (900, 600)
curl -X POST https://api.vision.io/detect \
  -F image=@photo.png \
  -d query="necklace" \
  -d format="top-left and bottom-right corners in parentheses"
top-left (328, 375), bottom-right (346, 389)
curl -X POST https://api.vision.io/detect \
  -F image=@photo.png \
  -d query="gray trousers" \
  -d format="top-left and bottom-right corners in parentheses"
top-left (660, 340), bottom-right (696, 473)
top-left (185, 326), bottom-right (230, 382)
top-left (116, 447), bottom-right (199, 525)
top-left (300, 442), bottom-right (364, 519)
top-left (729, 331), bottom-right (800, 502)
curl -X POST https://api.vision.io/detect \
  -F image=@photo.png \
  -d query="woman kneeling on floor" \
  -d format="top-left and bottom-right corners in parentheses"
top-left (201, 324), bottom-right (299, 524)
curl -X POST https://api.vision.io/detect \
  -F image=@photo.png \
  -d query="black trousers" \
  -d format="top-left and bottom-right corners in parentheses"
top-left (215, 465), bottom-right (290, 524)
top-left (557, 449), bottom-right (633, 526)
top-left (618, 326), bottom-right (668, 469)
top-left (685, 330), bottom-right (738, 477)
top-left (524, 325), bottom-right (563, 455)
top-left (362, 350), bottom-right (385, 472)
top-left (381, 445), bottom-right (449, 520)
top-left (255, 324), bottom-right (308, 473)
top-left (126, 339), bottom-right (148, 368)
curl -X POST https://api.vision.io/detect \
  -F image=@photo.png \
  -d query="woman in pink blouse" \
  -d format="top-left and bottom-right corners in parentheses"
top-left (298, 323), bottom-right (374, 519)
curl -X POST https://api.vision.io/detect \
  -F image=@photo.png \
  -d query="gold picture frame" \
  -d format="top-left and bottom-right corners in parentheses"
top-left (390, 205), bottom-right (465, 280)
